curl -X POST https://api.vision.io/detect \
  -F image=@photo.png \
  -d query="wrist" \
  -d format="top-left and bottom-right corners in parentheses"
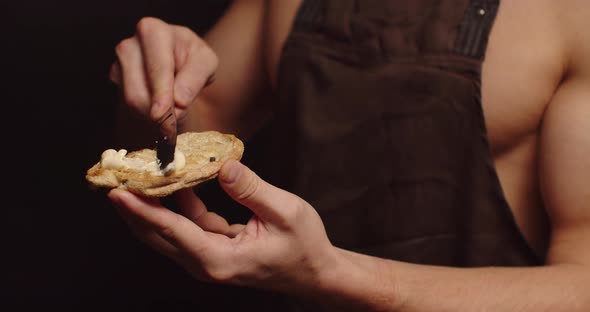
top-left (309, 248), bottom-right (403, 311)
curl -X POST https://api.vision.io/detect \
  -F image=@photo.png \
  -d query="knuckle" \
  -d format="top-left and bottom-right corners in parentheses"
top-left (176, 25), bottom-right (197, 39)
top-left (175, 81), bottom-right (198, 101)
top-left (282, 198), bottom-right (307, 227)
top-left (114, 38), bottom-right (135, 57)
top-left (188, 39), bottom-right (218, 71)
top-left (156, 215), bottom-right (183, 240)
top-left (158, 223), bottom-right (176, 241)
top-left (136, 17), bottom-right (163, 36)
top-left (235, 175), bottom-right (261, 203)
top-left (201, 45), bottom-right (219, 70)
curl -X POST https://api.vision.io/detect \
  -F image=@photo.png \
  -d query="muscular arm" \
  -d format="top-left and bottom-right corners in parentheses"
top-left (186, 0), bottom-right (269, 136)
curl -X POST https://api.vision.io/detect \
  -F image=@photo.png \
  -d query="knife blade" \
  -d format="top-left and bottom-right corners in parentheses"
top-left (156, 105), bottom-right (177, 175)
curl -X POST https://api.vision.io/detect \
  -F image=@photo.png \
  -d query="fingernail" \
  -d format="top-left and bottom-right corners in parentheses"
top-left (219, 160), bottom-right (240, 184)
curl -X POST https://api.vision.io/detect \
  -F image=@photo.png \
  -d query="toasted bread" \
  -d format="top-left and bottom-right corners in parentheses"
top-left (86, 131), bottom-right (244, 197)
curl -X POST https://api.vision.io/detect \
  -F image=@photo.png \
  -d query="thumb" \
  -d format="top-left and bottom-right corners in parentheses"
top-left (219, 160), bottom-right (298, 226)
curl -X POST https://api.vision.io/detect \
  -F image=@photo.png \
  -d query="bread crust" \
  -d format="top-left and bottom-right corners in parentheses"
top-left (86, 131), bottom-right (244, 197)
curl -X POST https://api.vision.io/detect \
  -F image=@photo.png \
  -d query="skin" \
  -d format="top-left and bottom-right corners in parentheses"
top-left (108, 0), bottom-right (590, 310)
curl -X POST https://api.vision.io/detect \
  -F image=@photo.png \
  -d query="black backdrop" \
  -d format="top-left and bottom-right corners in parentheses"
top-left (2, 1), bottom-right (281, 310)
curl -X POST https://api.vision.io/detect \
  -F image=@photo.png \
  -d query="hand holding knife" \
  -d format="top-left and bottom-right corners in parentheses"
top-left (108, 19), bottom-right (218, 177)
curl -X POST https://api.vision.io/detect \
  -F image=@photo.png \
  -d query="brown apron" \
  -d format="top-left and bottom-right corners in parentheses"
top-left (198, 0), bottom-right (542, 310)
top-left (266, 0), bottom-right (541, 267)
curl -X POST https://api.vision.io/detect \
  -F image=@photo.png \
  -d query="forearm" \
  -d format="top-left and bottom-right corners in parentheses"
top-left (309, 247), bottom-right (590, 312)
top-left (181, 91), bottom-right (271, 139)
top-left (181, 0), bottom-right (270, 138)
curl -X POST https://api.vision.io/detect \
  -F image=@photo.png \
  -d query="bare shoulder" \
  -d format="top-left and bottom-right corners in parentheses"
top-left (481, 0), bottom-right (575, 254)
top-left (482, 0), bottom-right (568, 152)
top-left (553, 0), bottom-right (590, 79)
top-left (536, 0), bottom-right (590, 264)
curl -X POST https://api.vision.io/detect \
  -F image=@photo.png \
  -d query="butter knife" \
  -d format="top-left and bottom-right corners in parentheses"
top-left (156, 105), bottom-right (177, 175)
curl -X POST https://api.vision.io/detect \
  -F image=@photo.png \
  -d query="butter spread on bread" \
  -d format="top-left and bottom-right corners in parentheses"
top-left (86, 131), bottom-right (244, 197)
top-left (100, 148), bottom-right (186, 175)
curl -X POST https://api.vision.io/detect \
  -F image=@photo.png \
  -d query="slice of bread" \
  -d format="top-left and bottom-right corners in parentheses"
top-left (86, 131), bottom-right (244, 197)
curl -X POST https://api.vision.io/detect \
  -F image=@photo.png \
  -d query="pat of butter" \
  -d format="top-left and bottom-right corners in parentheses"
top-left (100, 148), bottom-right (186, 175)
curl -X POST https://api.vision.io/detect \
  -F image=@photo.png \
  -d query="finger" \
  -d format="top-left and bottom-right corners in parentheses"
top-left (174, 188), bottom-right (232, 235)
top-left (218, 160), bottom-right (301, 228)
top-left (175, 188), bottom-right (207, 222)
top-left (196, 212), bottom-right (232, 235)
top-left (227, 224), bottom-right (246, 238)
top-left (108, 189), bottom-right (210, 254)
top-left (135, 17), bottom-right (175, 121)
top-left (114, 204), bottom-right (181, 259)
top-left (114, 37), bottom-right (151, 116)
top-left (173, 26), bottom-right (218, 108)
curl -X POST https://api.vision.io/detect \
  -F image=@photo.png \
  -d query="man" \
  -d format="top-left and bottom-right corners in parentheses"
top-left (108, 0), bottom-right (590, 310)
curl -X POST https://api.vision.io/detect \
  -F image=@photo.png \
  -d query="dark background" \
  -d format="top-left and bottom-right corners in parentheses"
top-left (4, 1), bottom-right (277, 310)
